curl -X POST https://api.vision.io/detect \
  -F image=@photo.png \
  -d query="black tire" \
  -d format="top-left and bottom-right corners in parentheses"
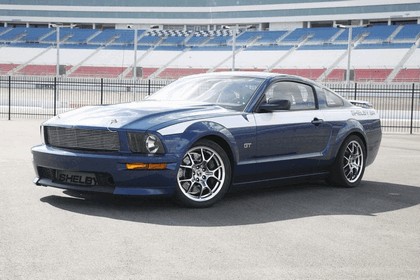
top-left (175, 139), bottom-right (232, 208)
top-left (328, 135), bottom-right (366, 188)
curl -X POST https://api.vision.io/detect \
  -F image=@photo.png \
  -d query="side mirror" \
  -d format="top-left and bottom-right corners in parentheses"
top-left (258, 99), bottom-right (291, 112)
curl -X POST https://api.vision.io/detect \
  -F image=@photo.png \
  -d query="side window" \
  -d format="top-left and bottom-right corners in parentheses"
top-left (265, 81), bottom-right (316, 110)
top-left (323, 88), bottom-right (344, 107)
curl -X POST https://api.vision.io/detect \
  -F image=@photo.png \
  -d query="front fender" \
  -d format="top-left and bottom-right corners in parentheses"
top-left (184, 121), bottom-right (239, 163)
top-left (160, 121), bottom-right (239, 166)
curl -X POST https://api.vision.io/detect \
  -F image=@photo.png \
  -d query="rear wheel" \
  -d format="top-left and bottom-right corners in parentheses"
top-left (175, 140), bottom-right (231, 207)
top-left (328, 135), bottom-right (366, 187)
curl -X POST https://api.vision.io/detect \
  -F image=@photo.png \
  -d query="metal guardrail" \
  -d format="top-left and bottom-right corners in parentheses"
top-left (1, 76), bottom-right (419, 134)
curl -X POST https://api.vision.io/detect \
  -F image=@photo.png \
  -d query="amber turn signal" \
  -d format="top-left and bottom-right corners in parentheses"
top-left (126, 163), bottom-right (167, 170)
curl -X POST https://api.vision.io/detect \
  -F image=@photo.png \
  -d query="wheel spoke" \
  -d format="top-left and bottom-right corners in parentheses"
top-left (206, 153), bottom-right (215, 163)
top-left (343, 162), bottom-right (350, 169)
top-left (201, 148), bottom-right (207, 162)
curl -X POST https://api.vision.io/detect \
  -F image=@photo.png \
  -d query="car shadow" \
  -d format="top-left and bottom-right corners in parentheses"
top-left (40, 180), bottom-right (420, 227)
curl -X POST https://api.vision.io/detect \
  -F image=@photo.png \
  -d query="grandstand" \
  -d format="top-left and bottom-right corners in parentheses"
top-left (0, 1), bottom-right (419, 82)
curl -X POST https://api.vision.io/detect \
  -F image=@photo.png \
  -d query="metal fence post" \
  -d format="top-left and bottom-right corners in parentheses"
top-left (148, 79), bottom-right (151, 96)
top-left (8, 76), bottom-right (11, 120)
top-left (354, 82), bottom-right (357, 100)
top-left (53, 77), bottom-right (57, 116)
top-left (410, 83), bottom-right (415, 135)
top-left (100, 78), bottom-right (104, 105)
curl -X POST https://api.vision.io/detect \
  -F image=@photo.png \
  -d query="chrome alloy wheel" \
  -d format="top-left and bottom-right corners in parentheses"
top-left (343, 140), bottom-right (364, 183)
top-left (177, 145), bottom-right (226, 202)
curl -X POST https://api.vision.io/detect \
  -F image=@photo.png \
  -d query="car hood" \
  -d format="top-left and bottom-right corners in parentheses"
top-left (43, 100), bottom-right (239, 131)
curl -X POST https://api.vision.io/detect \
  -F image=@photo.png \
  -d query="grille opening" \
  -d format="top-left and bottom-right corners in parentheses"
top-left (37, 167), bottom-right (115, 187)
top-left (45, 126), bottom-right (120, 152)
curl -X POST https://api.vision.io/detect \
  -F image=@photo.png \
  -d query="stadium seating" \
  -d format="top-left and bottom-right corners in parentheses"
top-left (0, 63), bottom-right (18, 75)
top-left (334, 26), bottom-right (369, 42)
top-left (0, 27), bottom-right (28, 42)
top-left (326, 69), bottom-right (346, 81)
top-left (392, 24), bottom-right (420, 42)
top-left (362, 25), bottom-right (398, 42)
top-left (354, 69), bottom-right (393, 82)
top-left (0, 24), bottom-right (419, 82)
top-left (157, 68), bottom-right (208, 79)
top-left (41, 28), bottom-right (74, 42)
top-left (271, 68), bottom-right (325, 80)
top-left (17, 64), bottom-right (71, 76)
top-left (21, 27), bottom-right (52, 42)
top-left (89, 29), bottom-right (122, 44)
top-left (394, 69), bottom-right (420, 82)
top-left (66, 29), bottom-right (99, 44)
top-left (69, 66), bottom-right (125, 78)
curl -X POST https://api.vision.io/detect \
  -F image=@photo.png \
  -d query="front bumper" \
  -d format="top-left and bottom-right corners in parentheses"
top-left (32, 144), bottom-right (179, 196)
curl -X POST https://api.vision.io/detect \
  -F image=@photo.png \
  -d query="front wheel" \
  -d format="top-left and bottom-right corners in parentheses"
top-left (175, 140), bottom-right (231, 207)
top-left (328, 135), bottom-right (366, 187)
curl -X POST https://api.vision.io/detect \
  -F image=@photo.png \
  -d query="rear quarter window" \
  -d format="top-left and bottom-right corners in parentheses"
top-left (324, 88), bottom-right (344, 107)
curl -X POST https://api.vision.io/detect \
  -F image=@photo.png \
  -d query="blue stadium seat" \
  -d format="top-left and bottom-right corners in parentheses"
top-left (23, 27), bottom-right (52, 42)
top-left (236, 31), bottom-right (287, 45)
top-left (245, 45), bottom-right (294, 51)
top-left (138, 36), bottom-right (161, 46)
top-left (41, 28), bottom-right (74, 42)
top-left (66, 29), bottom-right (99, 44)
top-left (206, 36), bottom-right (230, 46)
top-left (334, 26), bottom-right (369, 42)
top-left (299, 44), bottom-right (348, 50)
top-left (89, 29), bottom-right (121, 44)
top-left (363, 25), bottom-right (398, 41)
top-left (161, 36), bottom-right (187, 46)
top-left (281, 28), bottom-right (313, 43)
top-left (113, 30), bottom-right (137, 44)
top-left (393, 24), bottom-right (420, 42)
top-left (0, 27), bottom-right (27, 41)
top-left (257, 31), bottom-right (287, 44)
top-left (306, 27), bottom-right (340, 43)
top-left (355, 43), bottom-right (413, 49)
top-left (185, 36), bottom-right (209, 46)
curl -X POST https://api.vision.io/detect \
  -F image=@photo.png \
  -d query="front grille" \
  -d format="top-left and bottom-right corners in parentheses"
top-left (45, 126), bottom-right (120, 151)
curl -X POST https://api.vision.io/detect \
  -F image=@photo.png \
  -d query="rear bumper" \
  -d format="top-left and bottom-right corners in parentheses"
top-left (32, 144), bottom-right (179, 196)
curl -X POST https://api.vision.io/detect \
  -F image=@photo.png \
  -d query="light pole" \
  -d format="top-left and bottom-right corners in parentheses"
top-left (346, 26), bottom-right (353, 84)
top-left (222, 24), bottom-right (240, 71)
top-left (133, 27), bottom-right (138, 79)
top-left (50, 23), bottom-right (76, 77)
top-left (128, 24), bottom-right (140, 80)
top-left (232, 24), bottom-right (238, 71)
top-left (337, 23), bottom-right (369, 84)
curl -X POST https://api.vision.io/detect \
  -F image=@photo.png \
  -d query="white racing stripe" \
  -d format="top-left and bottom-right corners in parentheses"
top-left (158, 108), bottom-right (380, 136)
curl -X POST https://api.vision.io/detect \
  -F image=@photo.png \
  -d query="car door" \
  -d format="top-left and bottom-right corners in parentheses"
top-left (253, 80), bottom-right (332, 180)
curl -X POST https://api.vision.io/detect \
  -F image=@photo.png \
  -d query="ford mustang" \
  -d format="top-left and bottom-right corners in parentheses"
top-left (32, 72), bottom-right (382, 207)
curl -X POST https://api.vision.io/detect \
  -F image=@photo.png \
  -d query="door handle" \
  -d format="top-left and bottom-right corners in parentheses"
top-left (311, 117), bottom-right (324, 126)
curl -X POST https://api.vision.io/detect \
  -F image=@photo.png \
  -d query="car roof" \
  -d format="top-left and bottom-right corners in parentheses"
top-left (182, 71), bottom-right (282, 79)
top-left (182, 71), bottom-right (319, 85)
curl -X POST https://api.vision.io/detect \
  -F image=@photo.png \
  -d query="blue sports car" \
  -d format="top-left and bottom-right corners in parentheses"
top-left (32, 72), bottom-right (382, 207)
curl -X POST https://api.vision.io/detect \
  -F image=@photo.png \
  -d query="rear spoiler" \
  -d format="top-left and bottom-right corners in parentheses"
top-left (348, 100), bottom-right (373, 109)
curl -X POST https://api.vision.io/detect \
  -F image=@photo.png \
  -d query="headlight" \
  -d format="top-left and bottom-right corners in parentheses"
top-left (128, 132), bottom-right (165, 154)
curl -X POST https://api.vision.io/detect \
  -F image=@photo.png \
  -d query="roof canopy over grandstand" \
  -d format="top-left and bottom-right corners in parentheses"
top-left (1, 0), bottom-right (420, 27)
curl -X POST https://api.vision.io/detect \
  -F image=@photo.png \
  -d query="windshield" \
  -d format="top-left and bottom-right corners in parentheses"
top-left (149, 75), bottom-right (264, 111)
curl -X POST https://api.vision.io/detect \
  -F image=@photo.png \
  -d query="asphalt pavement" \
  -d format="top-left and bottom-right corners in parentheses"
top-left (1, 119), bottom-right (419, 280)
